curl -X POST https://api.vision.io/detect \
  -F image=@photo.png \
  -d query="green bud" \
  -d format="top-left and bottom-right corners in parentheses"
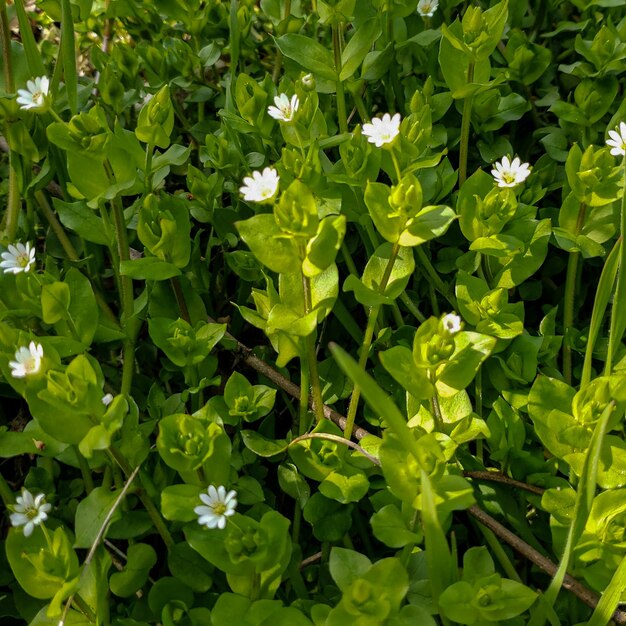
top-left (389, 175), bottom-right (423, 218)
top-left (274, 180), bottom-right (319, 239)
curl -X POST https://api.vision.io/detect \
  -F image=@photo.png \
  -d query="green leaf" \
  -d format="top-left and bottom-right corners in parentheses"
top-left (109, 544), bottom-right (157, 598)
top-left (277, 463), bottom-right (311, 509)
top-left (241, 430), bottom-right (288, 457)
top-left (41, 282), bottom-right (71, 325)
top-left (53, 199), bottom-right (112, 245)
top-left (161, 484), bottom-right (204, 522)
top-left (275, 34), bottom-right (338, 82)
top-left (167, 542), bottom-right (214, 593)
top-left (329, 548), bottom-right (372, 591)
top-left (340, 18), bottom-right (382, 81)
top-left (74, 486), bottom-right (122, 548)
top-left (399, 205), bottom-right (456, 247)
top-left (371, 504), bottom-right (421, 548)
top-left (319, 466), bottom-right (369, 504)
top-left (379, 345), bottom-right (434, 399)
top-left (236, 214), bottom-right (302, 274)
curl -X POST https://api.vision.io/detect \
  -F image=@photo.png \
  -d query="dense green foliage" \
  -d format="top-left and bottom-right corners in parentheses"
top-left (2, 0), bottom-right (626, 625)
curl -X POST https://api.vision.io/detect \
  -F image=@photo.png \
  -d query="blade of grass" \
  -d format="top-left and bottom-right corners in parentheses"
top-left (583, 238), bottom-right (619, 386)
top-left (421, 468), bottom-right (454, 616)
top-left (329, 342), bottom-right (421, 461)
top-left (14, 0), bottom-right (46, 76)
top-left (60, 0), bottom-right (77, 114)
top-left (587, 554), bottom-right (626, 626)
top-left (528, 400), bottom-right (615, 626)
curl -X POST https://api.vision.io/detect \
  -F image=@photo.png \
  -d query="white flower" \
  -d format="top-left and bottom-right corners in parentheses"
top-left (16, 76), bottom-right (50, 111)
top-left (10, 489), bottom-right (52, 537)
top-left (102, 393), bottom-right (114, 406)
top-left (417, 0), bottom-right (439, 17)
top-left (268, 93), bottom-right (299, 122)
top-left (194, 485), bottom-right (237, 530)
top-left (1, 242), bottom-right (36, 275)
top-left (362, 113), bottom-right (401, 148)
top-left (442, 313), bottom-right (462, 335)
top-left (606, 122), bottom-right (626, 157)
top-left (239, 167), bottom-right (280, 203)
top-left (9, 342), bottom-right (44, 378)
top-left (490, 156), bottom-right (531, 188)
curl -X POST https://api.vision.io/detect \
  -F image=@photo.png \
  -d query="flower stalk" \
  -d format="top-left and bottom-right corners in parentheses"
top-left (458, 61), bottom-right (475, 187)
top-left (332, 22), bottom-right (348, 134)
top-left (344, 242), bottom-right (401, 440)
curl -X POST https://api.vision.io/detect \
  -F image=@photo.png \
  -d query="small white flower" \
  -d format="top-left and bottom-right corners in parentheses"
top-left (194, 485), bottom-right (237, 530)
top-left (606, 122), bottom-right (626, 157)
top-left (417, 0), bottom-right (439, 17)
top-left (16, 76), bottom-right (50, 111)
top-left (1, 242), bottom-right (36, 275)
top-left (268, 93), bottom-right (299, 122)
top-left (362, 113), bottom-right (401, 148)
top-left (239, 167), bottom-right (280, 203)
top-left (491, 156), bottom-right (531, 188)
top-left (102, 393), bottom-right (114, 407)
top-left (10, 489), bottom-right (52, 537)
top-left (9, 342), bottom-right (44, 378)
top-left (442, 313), bottom-right (462, 335)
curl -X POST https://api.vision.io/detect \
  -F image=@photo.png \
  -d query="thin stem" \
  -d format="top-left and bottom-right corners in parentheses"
top-left (475, 366), bottom-right (484, 464)
top-left (303, 275), bottom-right (325, 423)
top-left (607, 161), bottom-right (626, 374)
top-left (4, 151), bottom-right (21, 242)
top-left (107, 447), bottom-right (174, 548)
top-left (562, 250), bottom-right (580, 385)
top-left (400, 292), bottom-right (426, 322)
top-left (299, 338), bottom-right (311, 436)
top-left (144, 143), bottom-right (154, 194)
top-left (35, 191), bottom-right (119, 324)
top-left (332, 22), bottom-right (348, 133)
top-left (74, 445), bottom-right (94, 494)
top-left (271, 0), bottom-right (291, 82)
top-left (171, 276), bottom-right (191, 323)
top-left (458, 61), bottom-right (475, 187)
top-left (391, 149), bottom-right (403, 182)
top-left (344, 242), bottom-right (401, 439)
top-left (105, 162), bottom-right (136, 395)
top-left (59, 463), bottom-right (142, 626)
top-left (415, 246), bottom-right (457, 309)
top-left (0, 3), bottom-right (13, 93)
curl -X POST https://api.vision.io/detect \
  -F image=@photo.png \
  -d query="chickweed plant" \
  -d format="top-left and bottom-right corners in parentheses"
top-left (2, 1), bottom-right (626, 625)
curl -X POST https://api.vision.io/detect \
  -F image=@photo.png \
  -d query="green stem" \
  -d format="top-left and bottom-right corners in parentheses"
top-left (4, 151), bottom-right (21, 241)
top-left (144, 143), bottom-right (154, 194)
top-left (107, 447), bottom-right (174, 549)
top-left (74, 445), bottom-right (94, 494)
top-left (72, 595), bottom-right (97, 623)
top-left (271, 0), bottom-right (291, 82)
top-left (35, 191), bottom-right (119, 324)
top-left (303, 275), bottom-right (325, 423)
top-left (562, 251), bottom-right (580, 385)
top-left (2, 0), bottom-right (22, 237)
top-left (0, 471), bottom-right (15, 506)
top-left (299, 334), bottom-right (311, 436)
top-left (0, 3), bottom-right (13, 93)
top-left (344, 242), bottom-right (401, 439)
top-left (171, 276), bottom-right (191, 323)
top-left (475, 366), bottom-right (484, 465)
top-left (391, 149), bottom-right (402, 182)
top-left (105, 162), bottom-right (136, 395)
top-left (458, 61), bottom-right (475, 188)
top-left (607, 162), bottom-right (626, 374)
top-left (332, 22), bottom-right (348, 133)
top-left (415, 246), bottom-right (457, 309)
top-left (400, 292), bottom-right (426, 323)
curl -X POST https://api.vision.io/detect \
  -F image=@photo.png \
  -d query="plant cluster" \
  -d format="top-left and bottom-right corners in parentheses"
top-left (2, 0), bottom-right (626, 625)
